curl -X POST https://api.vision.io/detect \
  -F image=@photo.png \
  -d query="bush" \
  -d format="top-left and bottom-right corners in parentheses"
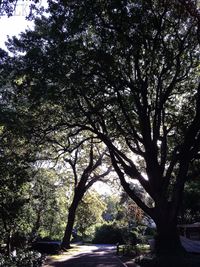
top-left (0, 249), bottom-right (44, 267)
top-left (120, 225), bottom-right (147, 246)
top-left (145, 227), bottom-right (156, 237)
top-left (93, 223), bottom-right (124, 244)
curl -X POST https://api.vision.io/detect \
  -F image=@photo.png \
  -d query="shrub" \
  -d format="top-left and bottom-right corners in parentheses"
top-left (145, 227), bottom-right (156, 237)
top-left (93, 223), bottom-right (124, 244)
top-left (0, 249), bottom-right (44, 267)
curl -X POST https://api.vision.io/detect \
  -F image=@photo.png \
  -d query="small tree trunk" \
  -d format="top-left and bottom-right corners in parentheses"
top-left (6, 231), bottom-right (12, 256)
top-left (61, 201), bottom-right (79, 250)
top-left (29, 211), bottom-right (42, 242)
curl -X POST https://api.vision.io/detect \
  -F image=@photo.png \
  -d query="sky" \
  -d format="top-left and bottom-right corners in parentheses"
top-left (0, 0), bottom-right (47, 50)
top-left (0, 15), bottom-right (34, 50)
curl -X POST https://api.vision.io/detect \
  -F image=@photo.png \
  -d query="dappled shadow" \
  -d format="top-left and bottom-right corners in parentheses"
top-left (43, 245), bottom-right (124, 267)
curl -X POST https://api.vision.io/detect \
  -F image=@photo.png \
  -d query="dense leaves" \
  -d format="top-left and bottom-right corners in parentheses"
top-left (75, 191), bottom-right (106, 239)
top-left (93, 222), bottom-right (124, 244)
top-left (0, 249), bottom-right (44, 267)
top-left (179, 179), bottom-right (200, 223)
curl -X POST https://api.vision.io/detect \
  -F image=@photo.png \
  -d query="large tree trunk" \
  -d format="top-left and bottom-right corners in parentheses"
top-left (61, 201), bottom-right (79, 250)
top-left (61, 186), bottom-right (86, 250)
top-left (153, 209), bottom-right (186, 257)
top-left (155, 223), bottom-right (185, 256)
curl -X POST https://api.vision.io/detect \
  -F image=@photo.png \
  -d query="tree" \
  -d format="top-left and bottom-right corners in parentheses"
top-left (60, 135), bottom-right (111, 249)
top-left (120, 187), bottom-right (147, 226)
top-left (0, 0), bottom-right (43, 17)
top-left (75, 190), bottom-right (106, 240)
top-left (5, 0), bottom-right (200, 257)
top-left (25, 168), bottom-right (69, 242)
top-left (0, 53), bottom-right (69, 252)
top-left (102, 195), bottom-right (121, 222)
top-left (0, 124), bottom-right (35, 254)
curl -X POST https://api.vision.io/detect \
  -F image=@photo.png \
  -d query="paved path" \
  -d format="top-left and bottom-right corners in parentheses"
top-left (43, 244), bottom-right (126, 267)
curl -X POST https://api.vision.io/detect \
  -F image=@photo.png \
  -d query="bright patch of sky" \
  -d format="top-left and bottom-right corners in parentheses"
top-left (0, 0), bottom-right (47, 50)
top-left (93, 181), bottom-right (118, 196)
top-left (0, 16), bottom-right (34, 50)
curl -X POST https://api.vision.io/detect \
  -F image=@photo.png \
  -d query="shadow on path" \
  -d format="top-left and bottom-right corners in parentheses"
top-left (43, 245), bottom-right (126, 267)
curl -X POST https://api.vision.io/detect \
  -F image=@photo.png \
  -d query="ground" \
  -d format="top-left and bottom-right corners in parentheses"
top-left (42, 244), bottom-right (138, 267)
top-left (41, 243), bottom-right (200, 267)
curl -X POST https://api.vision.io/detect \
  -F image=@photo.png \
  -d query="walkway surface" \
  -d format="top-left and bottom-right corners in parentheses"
top-left (43, 244), bottom-right (127, 267)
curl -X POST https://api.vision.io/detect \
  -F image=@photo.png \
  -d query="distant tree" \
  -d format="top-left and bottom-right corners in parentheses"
top-left (60, 136), bottom-right (111, 249)
top-left (75, 190), bottom-right (106, 240)
top-left (120, 191), bottom-right (145, 226)
top-left (102, 195), bottom-right (121, 222)
top-left (24, 168), bottom-right (69, 241)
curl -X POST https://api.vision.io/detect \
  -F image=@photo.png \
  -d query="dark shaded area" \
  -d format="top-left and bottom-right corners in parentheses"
top-left (32, 241), bottom-right (61, 254)
top-left (135, 253), bottom-right (200, 267)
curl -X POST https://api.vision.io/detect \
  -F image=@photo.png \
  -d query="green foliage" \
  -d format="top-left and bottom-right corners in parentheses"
top-left (93, 222), bottom-right (124, 244)
top-left (24, 168), bottom-right (68, 241)
top-left (145, 226), bottom-right (156, 238)
top-left (179, 180), bottom-right (200, 223)
top-left (0, 129), bottom-right (70, 247)
top-left (102, 195), bottom-right (121, 222)
top-left (75, 191), bottom-right (106, 240)
top-left (0, 124), bottom-right (36, 251)
top-left (130, 225), bottom-right (147, 245)
top-left (0, 249), bottom-right (44, 267)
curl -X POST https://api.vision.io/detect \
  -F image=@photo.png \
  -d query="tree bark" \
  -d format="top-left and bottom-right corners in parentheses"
top-left (61, 201), bottom-right (79, 249)
top-left (6, 230), bottom-right (12, 256)
top-left (61, 184), bottom-right (86, 250)
top-left (154, 213), bottom-right (185, 257)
